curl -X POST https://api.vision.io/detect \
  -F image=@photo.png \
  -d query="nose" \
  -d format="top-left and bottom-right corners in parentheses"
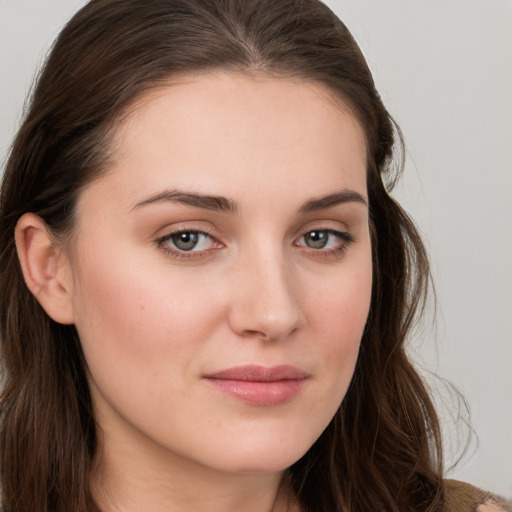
top-left (228, 250), bottom-right (305, 341)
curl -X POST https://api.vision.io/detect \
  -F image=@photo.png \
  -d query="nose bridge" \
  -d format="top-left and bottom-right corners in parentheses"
top-left (229, 241), bottom-right (304, 340)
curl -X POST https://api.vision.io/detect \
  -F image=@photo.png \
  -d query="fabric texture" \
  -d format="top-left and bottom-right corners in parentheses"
top-left (444, 479), bottom-right (512, 512)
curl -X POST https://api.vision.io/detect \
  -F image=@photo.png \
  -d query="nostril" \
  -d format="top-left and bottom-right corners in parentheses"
top-left (242, 328), bottom-right (270, 340)
top-left (236, 313), bottom-right (303, 342)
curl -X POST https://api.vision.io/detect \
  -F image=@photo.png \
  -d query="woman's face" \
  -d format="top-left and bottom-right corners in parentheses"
top-left (66, 72), bottom-right (372, 475)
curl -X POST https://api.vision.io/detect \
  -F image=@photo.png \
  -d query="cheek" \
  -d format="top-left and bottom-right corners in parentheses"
top-left (311, 259), bottom-right (372, 336)
top-left (70, 248), bottom-right (222, 382)
top-left (70, 251), bottom-right (229, 443)
top-left (308, 258), bottom-right (372, 385)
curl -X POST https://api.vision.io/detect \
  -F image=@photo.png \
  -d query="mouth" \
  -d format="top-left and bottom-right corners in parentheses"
top-left (203, 365), bottom-right (309, 406)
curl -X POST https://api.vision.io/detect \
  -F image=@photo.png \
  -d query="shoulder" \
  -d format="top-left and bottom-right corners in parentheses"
top-left (444, 479), bottom-right (512, 512)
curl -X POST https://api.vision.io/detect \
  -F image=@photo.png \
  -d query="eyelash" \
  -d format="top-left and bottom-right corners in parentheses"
top-left (156, 228), bottom-right (220, 260)
top-left (155, 227), bottom-right (354, 261)
top-left (295, 228), bottom-right (354, 259)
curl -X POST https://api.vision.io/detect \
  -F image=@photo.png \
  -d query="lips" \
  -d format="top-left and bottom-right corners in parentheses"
top-left (203, 365), bottom-right (309, 406)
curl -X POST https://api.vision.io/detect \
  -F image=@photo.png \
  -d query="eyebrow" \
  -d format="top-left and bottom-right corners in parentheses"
top-left (298, 190), bottom-right (368, 213)
top-left (132, 190), bottom-right (238, 213)
top-left (131, 188), bottom-right (367, 214)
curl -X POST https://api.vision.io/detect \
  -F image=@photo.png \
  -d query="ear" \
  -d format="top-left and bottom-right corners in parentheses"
top-left (15, 213), bottom-right (75, 325)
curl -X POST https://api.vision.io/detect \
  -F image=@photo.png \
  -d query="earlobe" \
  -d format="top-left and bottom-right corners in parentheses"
top-left (15, 213), bottom-right (75, 325)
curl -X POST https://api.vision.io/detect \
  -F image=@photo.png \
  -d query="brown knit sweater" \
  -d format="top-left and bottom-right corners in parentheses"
top-left (445, 480), bottom-right (512, 512)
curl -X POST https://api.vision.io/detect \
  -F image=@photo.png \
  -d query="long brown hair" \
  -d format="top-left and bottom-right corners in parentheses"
top-left (0, 0), bottom-right (444, 510)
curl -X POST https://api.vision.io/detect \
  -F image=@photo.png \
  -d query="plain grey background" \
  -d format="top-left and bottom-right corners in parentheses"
top-left (1, 0), bottom-right (511, 498)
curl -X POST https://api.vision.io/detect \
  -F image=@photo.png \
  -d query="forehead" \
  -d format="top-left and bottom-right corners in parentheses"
top-left (82, 72), bottom-right (368, 213)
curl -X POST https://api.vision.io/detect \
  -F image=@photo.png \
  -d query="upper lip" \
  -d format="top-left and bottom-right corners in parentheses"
top-left (204, 365), bottom-right (309, 382)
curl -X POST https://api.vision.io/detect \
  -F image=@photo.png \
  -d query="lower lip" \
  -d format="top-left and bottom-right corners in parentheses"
top-left (205, 378), bottom-right (307, 406)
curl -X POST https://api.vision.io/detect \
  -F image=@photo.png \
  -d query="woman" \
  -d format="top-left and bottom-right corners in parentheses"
top-left (0, 1), bottom-right (509, 511)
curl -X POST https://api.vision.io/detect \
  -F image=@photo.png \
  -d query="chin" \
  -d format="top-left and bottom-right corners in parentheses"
top-left (200, 432), bottom-right (316, 475)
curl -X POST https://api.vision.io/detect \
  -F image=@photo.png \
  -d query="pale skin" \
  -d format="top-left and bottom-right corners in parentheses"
top-left (16, 73), bottom-right (373, 511)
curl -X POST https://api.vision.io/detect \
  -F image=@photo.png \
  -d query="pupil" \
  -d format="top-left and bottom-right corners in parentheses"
top-left (173, 232), bottom-right (198, 251)
top-left (307, 231), bottom-right (328, 249)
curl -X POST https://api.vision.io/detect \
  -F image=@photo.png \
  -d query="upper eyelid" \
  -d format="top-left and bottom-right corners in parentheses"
top-left (296, 228), bottom-right (354, 244)
top-left (156, 223), bottom-right (351, 239)
top-left (155, 224), bottom-right (219, 241)
top-left (154, 221), bottom-right (354, 246)
top-left (157, 228), bottom-right (218, 247)
top-left (291, 219), bottom-right (351, 239)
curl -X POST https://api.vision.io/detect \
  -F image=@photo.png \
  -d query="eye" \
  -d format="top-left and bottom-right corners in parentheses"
top-left (302, 230), bottom-right (332, 249)
top-left (296, 229), bottom-right (353, 252)
top-left (170, 231), bottom-right (209, 251)
top-left (157, 229), bottom-right (220, 255)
